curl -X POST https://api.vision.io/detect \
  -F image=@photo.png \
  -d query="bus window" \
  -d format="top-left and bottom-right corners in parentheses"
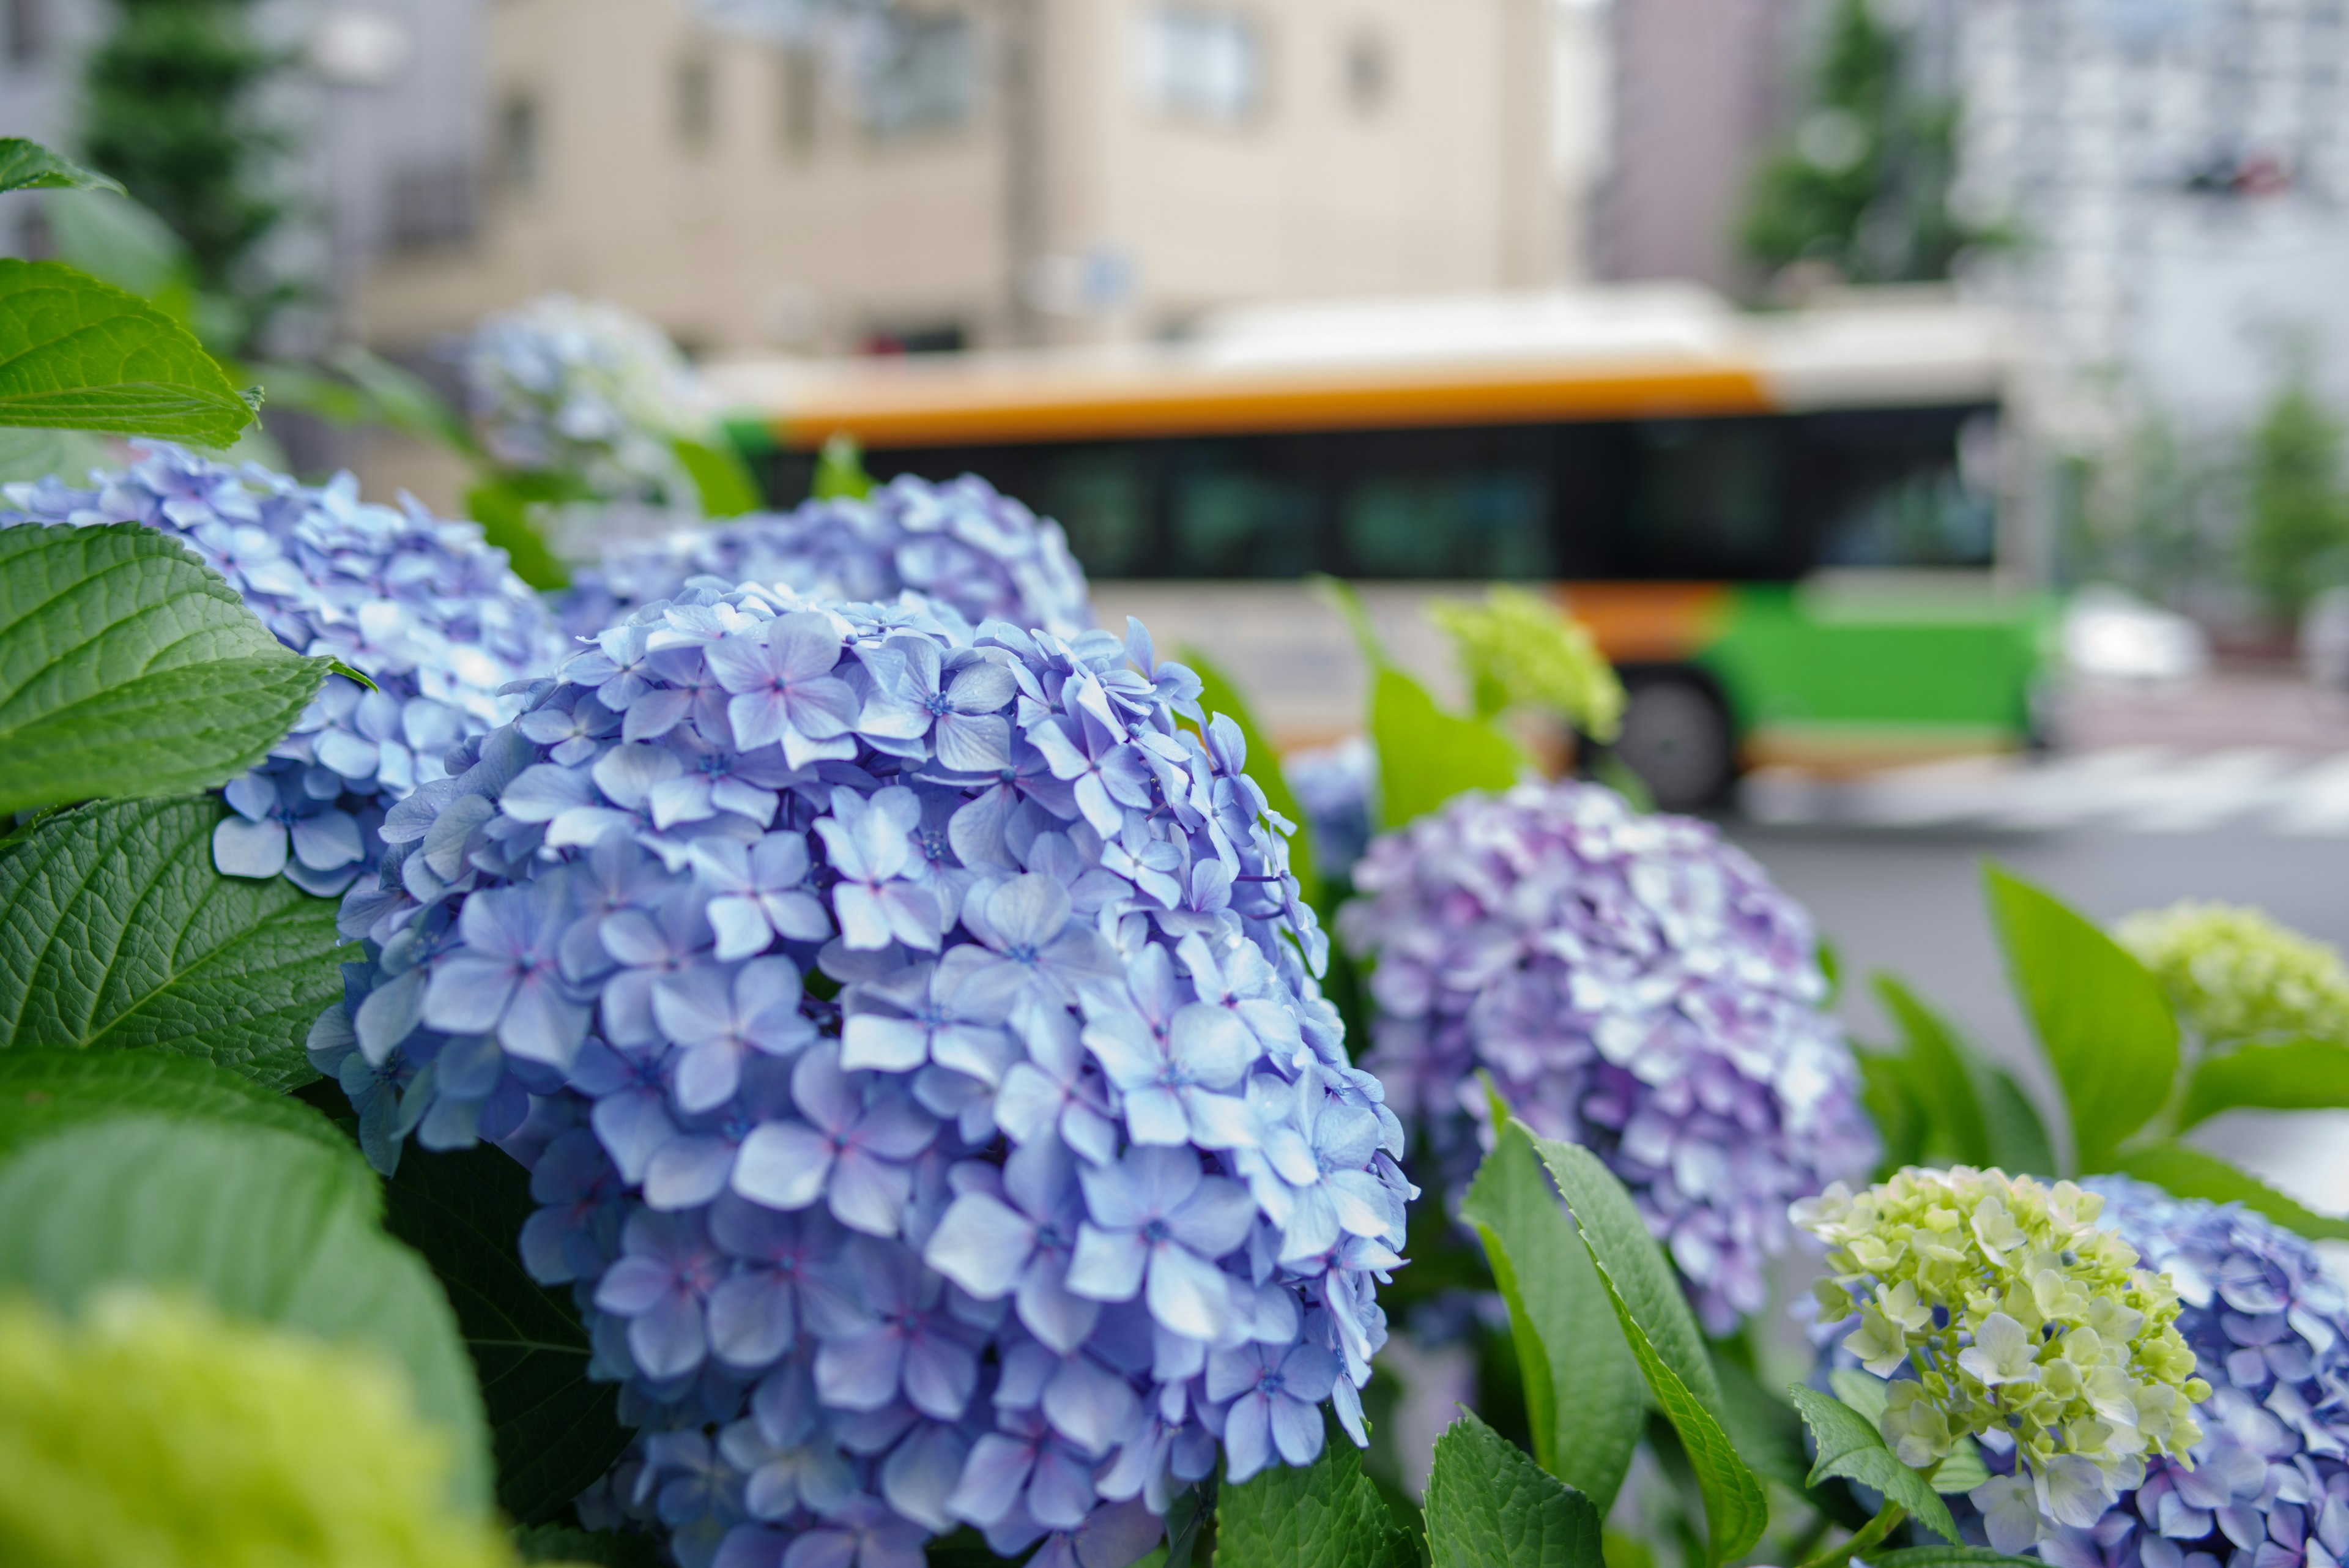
top-left (1800, 405), bottom-right (1998, 570)
top-left (1620, 418), bottom-right (1785, 579)
top-left (1341, 467), bottom-right (1553, 578)
top-left (1038, 447), bottom-right (1153, 577)
top-left (1165, 444), bottom-right (1323, 576)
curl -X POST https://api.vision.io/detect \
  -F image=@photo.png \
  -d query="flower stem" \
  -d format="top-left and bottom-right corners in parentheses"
top-left (1795, 1501), bottom-right (1907, 1568)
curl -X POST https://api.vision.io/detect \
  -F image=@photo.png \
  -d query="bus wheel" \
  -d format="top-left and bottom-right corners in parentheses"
top-left (1611, 669), bottom-right (1736, 812)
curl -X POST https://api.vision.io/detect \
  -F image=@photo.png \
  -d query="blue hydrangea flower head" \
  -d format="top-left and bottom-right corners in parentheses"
top-left (558, 473), bottom-right (1093, 645)
top-left (1337, 779), bottom-right (1876, 1332)
top-left (467, 292), bottom-right (714, 504)
top-left (2027, 1178), bottom-right (2349, 1568)
top-left (1, 442), bottom-right (570, 895)
top-left (325, 582), bottom-right (1408, 1564)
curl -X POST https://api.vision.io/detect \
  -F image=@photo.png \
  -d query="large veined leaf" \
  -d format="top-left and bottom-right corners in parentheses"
top-left (1875, 973), bottom-right (2056, 1176)
top-left (1864, 1550), bottom-right (2046, 1568)
top-left (1460, 1120), bottom-right (1644, 1510)
top-left (2178, 1039), bottom-right (2349, 1129)
top-left (0, 1106), bottom-right (491, 1511)
top-left (2114, 1142), bottom-right (2349, 1242)
top-left (1371, 667), bottom-right (1522, 832)
top-left (1983, 865), bottom-right (2177, 1173)
top-left (1211, 1425), bottom-right (1417, 1568)
top-left (0, 523), bottom-right (326, 811)
top-left (673, 435), bottom-right (762, 518)
top-left (0, 259), bottom-right (256, 444)
top-left (0, 795), bottom-right (344, 1088)
top-left (465, 477), bottom-right (573, 591)
top-left (1531, 1137), bottom-right (1767, 1564)
top-left (1787, 1384), bottom-right (1961, 1544)
top-left (0, 138), bottom-right (125, 196)
top-left (1423, 1410), bottom-right (1604, 1568)
top-left (381, 1142), bottom-right (630, 1525)
top-left (1182, 645), bottom-right (1320, 913)
top-left (0, 1049), bottom-right (351, 1162)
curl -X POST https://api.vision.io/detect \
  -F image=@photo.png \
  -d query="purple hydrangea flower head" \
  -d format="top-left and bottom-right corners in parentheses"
top-left (1338, 779), bottom-right (1874, 1332)
top-left (558, 473), bottom-right (1091, 644)
top-left (2016, 1178), bottom-right (2349, 1568)
top-left (1, 442), bottom-right (569, 895)
top-left (325, 582), bottom-right (1407, 1566)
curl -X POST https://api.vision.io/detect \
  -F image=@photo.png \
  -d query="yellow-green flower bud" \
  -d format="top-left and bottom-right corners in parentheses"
top-left (1428, 586), bottom-right (1627, 741)
top-left (2115, 899), bottom-right (2349, 1046)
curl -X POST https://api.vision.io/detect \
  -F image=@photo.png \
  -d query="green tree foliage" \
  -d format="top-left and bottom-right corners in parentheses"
top-left (79, 0), bottom-right (289, 353)
top-left (1741, 0), bottom-right (1994, 286)
top-left (2243, 371), bottom-right (2349, 627)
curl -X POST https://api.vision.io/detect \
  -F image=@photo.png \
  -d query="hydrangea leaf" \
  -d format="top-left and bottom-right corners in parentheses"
top-left (1211, 1422), bottom-right (1417, 1568)
top-left (0, 1107), bottom-right (492, 1512)
top-left (511, 1523), bottom-right (660, 1566)
top-left (1874, 974), bottom-right (2055, 1176)
top-left (1529, 1136), bottom-right (1767, 1565)
top-left (1182, 645), bottom-right (1318, 908)
top-left (2112, 1141), bottom-right (2349, 1242)
top-left (1855, 1049), bottom-right (1926, 1175)
top-left (1370, 666), bottom-right (1522, 831)
top-left (0, 259), bottom-right (256, 443)
top-left (1983, 864), bottom-right (2176, 1173)
top-left (463, 478), bottom-right (571, 591)
top-left (0, 1049), bottom-right (353, 1164)
top-left (1460, 1120), bottom-right (1643, 1510)
top-left (1860, 1549), bottom-right (2047, 1568)
top-left (2178, 1038), bottom-right (2349, 1129)
top-left (1787, 1383), bottom-right (1962, 1544)
top-left (0, 522), bottom-right (327, 811)
top-left (1423, 1408), bottom-right (1604, 1568)
top-left (380, 1142), bottom-right (631, 1525)
top-left (0, 795), bottom-right (344, 1089)
top-left (672, 435), bottom-right (762, 518)
top-left (1710, 1351), bottom-right (1817, 1498)
top-left (0, 138), bottom-right (127, 197)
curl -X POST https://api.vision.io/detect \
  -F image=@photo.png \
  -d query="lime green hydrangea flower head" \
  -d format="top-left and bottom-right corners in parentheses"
top-left (1794, 1167), bottom-right (2211, 1549)
top-left (2115, 899), bottom-right (2349, 1046)
top-left (0, 1290), bottom-right (516, 1568)
top-left (1429, 585), bottom-right (1627, 741)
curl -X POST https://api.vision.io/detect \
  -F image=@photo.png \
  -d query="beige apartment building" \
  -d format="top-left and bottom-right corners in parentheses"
top-left (357, 0), bottom-right (1604, 361)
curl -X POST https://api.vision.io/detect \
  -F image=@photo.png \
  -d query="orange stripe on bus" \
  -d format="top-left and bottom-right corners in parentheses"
top-left (1553, 581), bottom-right (1732, 663)
top-left (771, 363), bottom-right (1775, 450)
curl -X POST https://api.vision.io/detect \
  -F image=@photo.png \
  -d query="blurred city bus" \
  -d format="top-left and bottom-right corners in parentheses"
top-left (708, 286), bottom-right (2046, 809)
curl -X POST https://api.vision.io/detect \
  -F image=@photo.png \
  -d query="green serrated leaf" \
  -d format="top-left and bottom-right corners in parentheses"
top-left (1529, 1137), bottom-right (1767, 1565)
top-left (1424, 1408), bottom-right (1603, 1568)
top-left (0, 1107), bottom-right (491, 1512)
top-left (2113, 1142), bottom-right (2349, 1241)
top-left (0, 522), bottom-right (326, 810)
top-left (1929, 1435), bottom-right (1990, 1495)
top-left (1460, 1121), bottom-right (1643, 1510)
top-left (0, 138), bottom-right (126, 197)
top-left (0, 260), bottom-right (256, 443)
top-left (1182, 645), bottom-right (1319, 912)
top-left (1855, 1050), bottom-right (1924, 1176)
top-left (1787, 1384), bottom-right (1961, 1545)
top-left (1828, 1366), bottom-right (1889, 1425)
top-left (328, 658), bottom-right (379, 692)
top-left (0, 1049), bottom-right (355, 1166)
top-left (1983, 864), bottom-right (2177, 1173)
top-left (1977, 1066), bottom-right (2057, 1183)
top-left (1859, 1548), bottom-right (2046, 1568)
top-left (1709, 1350), bottom-right (1810, 1495)
top-left (381, 1142), bottom-right (630, 1525)
top-left (465, 480), bottom-right (571, 591)
top-left (674, 435), bottom-right (762, 517)
top-left (1876, 975), bottom-right (1992, 1164)
top-left (1371, 666), bottom-right (1523, 831)
top-left (1211, 1425), bottom-right (1417, 1568)
top-left (0, 795), bottom-right (345, 1088)
top-left (2178, 1038), bottom-right (2349, 1129)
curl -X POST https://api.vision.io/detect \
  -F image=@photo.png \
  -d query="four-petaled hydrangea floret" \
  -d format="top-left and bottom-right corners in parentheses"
top-left (1795, 1167), bottom-right (2211, 1553)
top-left (2115, 901), bottom-right (2349, 1049)
top-left (2004, 1176), bottom-right (2349, 1568)
top-left (1340, 779), bottom-right (1876, 1332)
top-left (466, 292), bottom-right (714, 504)
top-left (0, 442), bottom-right (568, 895)
top-left (557, 473), bottom-right (1093, 645)
top-left (322, 583), bottom-right (1409, 1568)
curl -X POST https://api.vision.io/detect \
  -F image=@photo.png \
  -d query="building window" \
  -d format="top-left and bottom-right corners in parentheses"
top-left (1342, 27), bottom-right (1386, 115)
top-left (387, 160), bottom-right (475, 251)
top-left (498, 94), bottom-right (540, 192)
top-left (859, 13), bottom-right (975, 139)
top-left (779, 46), bottom-right (819, 152)
top-left (676, 53), bottom-right (715, 150)
top-left (3, 0), bottom-right (43, 66)
top-left (1138, 6), bottom-right (1262, 125)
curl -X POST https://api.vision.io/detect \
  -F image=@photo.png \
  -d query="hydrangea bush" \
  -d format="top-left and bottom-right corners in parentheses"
top-left (319, 584), bottom-right (1410, 1563)
top-left (2115, 901), bottom-right (2349, 1048)
top-left (2022, 1177), bottom-right (2349, 1568)
top-left (1340, 779), bottom-right (1876, 1330)
top-left (558, 474), bottom-right (1094, 647)
top-left (1, 443), bottom-right (568, 895)
top-left (467, 294), bottom-right (714, 505)
top-left (1798, 1167), bottom-right (2211, 1555)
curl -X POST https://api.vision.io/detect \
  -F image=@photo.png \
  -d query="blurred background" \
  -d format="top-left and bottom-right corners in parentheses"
top-left (6, 0), bottom-right (2349, 1207)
